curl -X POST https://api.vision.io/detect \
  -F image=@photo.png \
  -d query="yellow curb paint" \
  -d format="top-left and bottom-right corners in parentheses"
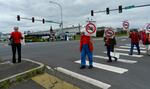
top-left (32, 73), bottom-right (80, 89)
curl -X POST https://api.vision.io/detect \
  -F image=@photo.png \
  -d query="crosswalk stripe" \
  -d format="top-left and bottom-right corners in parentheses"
top-left (115, 48), bottom-right (146, 53)
top-left (104, 52), bottom-right (143, 57)
top-left (121, 39), bottom-right (126, 41)
top-left (93, 55), bottom-right (137, 64)
top-left (120, 46), bottom-right (146, 50)
top-left (75, 60), bottom-right (128, 74)
top-left (125, 44), bottom-right (145, 47)
top-left (55, 67), bottom-right (111, 89)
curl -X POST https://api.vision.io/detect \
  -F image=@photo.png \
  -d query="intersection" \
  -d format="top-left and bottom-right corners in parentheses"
top-left (0, 37), bottom-right (150, 89)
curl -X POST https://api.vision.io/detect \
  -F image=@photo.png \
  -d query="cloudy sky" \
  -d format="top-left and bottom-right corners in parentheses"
top-left (0, 0), bottom-right (150, 33)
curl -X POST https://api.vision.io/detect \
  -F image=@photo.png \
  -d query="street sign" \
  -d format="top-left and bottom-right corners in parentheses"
top-left (85, 22), bottom-right (97, 36)
top-left (105, 28), bottom-right (115, 38)
top-left (146, 24), bottom-right (150, 33)
top-left (123, 21), bottom-right (129, 30)
top-left (124, 5), bottom-right (135, 9)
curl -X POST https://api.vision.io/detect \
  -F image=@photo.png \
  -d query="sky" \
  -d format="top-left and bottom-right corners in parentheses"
top-left (0, 0), bottom-right (150, 33)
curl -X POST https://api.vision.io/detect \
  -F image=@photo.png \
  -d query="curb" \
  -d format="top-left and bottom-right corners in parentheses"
top-left (0, 58), bottom-right (45, 89)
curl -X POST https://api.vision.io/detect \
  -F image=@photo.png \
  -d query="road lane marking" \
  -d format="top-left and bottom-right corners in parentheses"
top-left (93, 55), bottom-right (137, 64)
top-left (75, 60), bottom-right (128, 74)
top-left (55, 67), bottom-right (111, 89)
top-left (121, 39), bottom-right (126, 41)
top-left (104, 52), bottom-right (143, 57)
top-left (120, 46), bottom-right (146, 50)
top-left (125, 44), bottom-right (145, 47)
top-left (115, 48), bottom-right (146, 53)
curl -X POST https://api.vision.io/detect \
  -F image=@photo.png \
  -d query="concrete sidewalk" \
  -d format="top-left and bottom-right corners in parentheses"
top-left (0, 58), bottom-right (45, 89)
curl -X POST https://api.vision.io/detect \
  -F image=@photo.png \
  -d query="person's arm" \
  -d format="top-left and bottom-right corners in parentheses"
top-left (20, 32), bottom-right (23, 39)
top-left (9, 32), bottom-right (13, 40)
top-left (104, 37), bottom-right (106, 42)
top-left (80, 36), bottom-right (83, 52)
top-left (114, 37), bottom-right (117, 46)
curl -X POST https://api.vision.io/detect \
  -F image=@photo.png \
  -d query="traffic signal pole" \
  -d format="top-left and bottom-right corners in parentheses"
top-left (91, 3), bottom-right (150, 16)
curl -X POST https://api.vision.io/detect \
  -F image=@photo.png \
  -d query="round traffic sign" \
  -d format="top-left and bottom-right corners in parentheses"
top-left (146, 24), bottom-right (150, 32)
top-left (123, 21), bottom-right (129, 29)
top-left (105, 28), bottom-right (115, 38)
top-left (85, 22), bottom-right (96, 34)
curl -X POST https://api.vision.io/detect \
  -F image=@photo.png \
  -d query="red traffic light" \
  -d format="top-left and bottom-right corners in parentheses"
top-left (32, 17), bottom-right (34, 23)
top-left (17, 15), bottom-right (20, 21)
top-left (42, 19), bottom-right (45, 24)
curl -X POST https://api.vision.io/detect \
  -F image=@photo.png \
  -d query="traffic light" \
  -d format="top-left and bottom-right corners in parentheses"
top-left (42, 19), bottom-right (45, 24)
top-left (106, 8), bottom-right (109, 15)
top-left (17, 15), bottom-right (20, 21)
top-left (32, 17), bottom-right (34, 23)
top-left (119, 5), bottom-right (122, 13)
top-left (91, 10), bottom-right (94, 16)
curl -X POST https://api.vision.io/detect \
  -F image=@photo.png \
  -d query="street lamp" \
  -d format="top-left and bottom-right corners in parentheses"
top-left (49, 1), bottom-right (63, 29)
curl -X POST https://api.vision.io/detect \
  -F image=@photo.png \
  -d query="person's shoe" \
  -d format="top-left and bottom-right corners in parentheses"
top-left (18, 60), bottom-right (21, 63)
top-left (12, 61), bottom-right (16, 64)
top-left (18, 61), bottom-right (21, 63)
top-left (107, 60), bottom-right (112, 62)
top-left (80, 66), bottom-right (86, 69)
top-left (129, 53), bottom-right (132, 55)
top-left (88, 65), bottom-right (93, 69)
top-left (114, 57), bottom-right (118, 62)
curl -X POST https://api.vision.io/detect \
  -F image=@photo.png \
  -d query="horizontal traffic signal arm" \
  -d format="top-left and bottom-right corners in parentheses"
top-left (16, 16), bottom-right (61, 24)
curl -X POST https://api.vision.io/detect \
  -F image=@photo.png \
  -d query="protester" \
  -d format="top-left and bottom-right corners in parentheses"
top-left (80, 32), bottom-right (93, 69)
top-left (10, 26), bottom-right (23, 63)
top-left (104, 34), bottom-right (117, 62)
top-left (129, 29), bottom-right (141, 55)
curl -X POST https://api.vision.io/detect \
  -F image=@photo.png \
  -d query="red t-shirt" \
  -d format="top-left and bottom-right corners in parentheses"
top-left (129, 32), bottom-right (140, 43)
top-left (80, 35), bottom-right (93, 52)
top-left (11, 31), bottom-right (22, 44)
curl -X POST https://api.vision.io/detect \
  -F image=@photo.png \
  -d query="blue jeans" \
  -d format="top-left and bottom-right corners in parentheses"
top-left (81, 44), bottom-right (93, 66)
top-left (106, 45), bottom-right (114, 61)
top-left (129, 43), bottom-right (140, 55)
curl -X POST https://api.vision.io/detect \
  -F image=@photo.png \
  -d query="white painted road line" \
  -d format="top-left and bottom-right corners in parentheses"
top-left (75, 60), bottom-right (128, 74)
top-left (93, 55), bottom-right (137, 64)
top-left (55, 67), bottom-right (111, 89)
top-left (115, 48), bottom-right (146, 53)
top-left (104, 52), bottom-right (143, 57)
top-left (121, 39), bottom-right (126, 41)
top-left (120, 46), bottom-right (146, 50)
top-left (125, 44), bottom-right (145, 47)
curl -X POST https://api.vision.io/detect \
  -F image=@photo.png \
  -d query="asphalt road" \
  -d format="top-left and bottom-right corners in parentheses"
top-left (0, 37), bottom-right (150, 89)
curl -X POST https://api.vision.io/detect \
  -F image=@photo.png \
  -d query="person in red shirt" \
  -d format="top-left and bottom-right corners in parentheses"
top-left (129, 30), bottom-right (141, 55)
top-left (80, 32), bottom-right (93, 69)
top-left (10, 26), bottom-right (23, 63)
top-left (104, 36), bottom-right (117, 62)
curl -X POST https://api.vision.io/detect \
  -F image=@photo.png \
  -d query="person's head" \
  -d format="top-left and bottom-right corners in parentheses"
top-left (14, 26), bottom-right (19, 31)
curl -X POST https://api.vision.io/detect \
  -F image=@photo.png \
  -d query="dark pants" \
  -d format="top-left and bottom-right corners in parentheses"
top-left (129, 43), bottom-right (140, 55)
top-left (11, 43), bottom-right (21, 63)
top-left (106, 45), bottom-right (114, 61)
